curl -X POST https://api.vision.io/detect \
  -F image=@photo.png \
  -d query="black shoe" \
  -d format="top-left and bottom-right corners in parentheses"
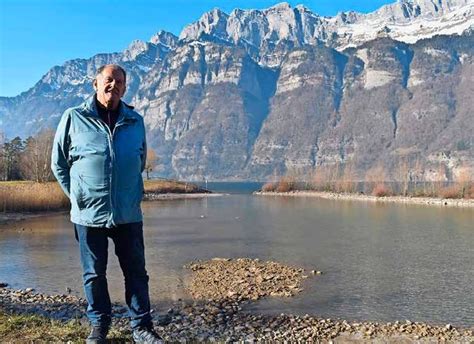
top-left (155, 313), bottom-right (172, 326)
top-left (86, 325), bottom-right (109, 344)
top-left (132, 326), bottom-right (164, 344)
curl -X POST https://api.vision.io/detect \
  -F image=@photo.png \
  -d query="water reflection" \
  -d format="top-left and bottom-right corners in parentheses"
top-left (0, 195), bottom-right (473, 326)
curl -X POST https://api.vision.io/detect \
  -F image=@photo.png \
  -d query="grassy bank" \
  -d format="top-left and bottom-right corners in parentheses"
top-left (143, 179), bottom-right (207, 194)
top-left (0, 311), bottom-right (127, 343)
top-left (262, 177), bottom-right (474, 199)
top-left (0, 179), bottom-right (207, 213)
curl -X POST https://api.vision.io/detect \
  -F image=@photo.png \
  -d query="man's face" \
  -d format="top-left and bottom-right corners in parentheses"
top-left (93, 66), bottom-right (126, 110)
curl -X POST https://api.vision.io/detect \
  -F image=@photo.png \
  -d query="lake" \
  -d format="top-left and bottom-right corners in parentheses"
top-left (0, 183), bottom-right (473, 327)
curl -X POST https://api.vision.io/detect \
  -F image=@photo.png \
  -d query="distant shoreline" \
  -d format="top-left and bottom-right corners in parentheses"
top-left (0, 191), bottom-right (221, 226)
top-left (144, 192), bottom-right (223, 201)
top-left (254, 190), bottom-right (474, 208)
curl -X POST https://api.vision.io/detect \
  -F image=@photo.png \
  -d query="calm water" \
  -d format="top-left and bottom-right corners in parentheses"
top-left (1, 186), bottom-right (473, 327)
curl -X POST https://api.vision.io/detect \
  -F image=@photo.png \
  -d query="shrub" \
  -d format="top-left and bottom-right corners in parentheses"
top-left (261, 182), bottom-right (276, 192)
top-left (275, 177), bottom-right (295, 192)
top-left (371, 183), bottom-right (392, 197)
top-left (438, 185), bottom-right (461, 199)
top-left (464, 184), bottom-right (474, 199)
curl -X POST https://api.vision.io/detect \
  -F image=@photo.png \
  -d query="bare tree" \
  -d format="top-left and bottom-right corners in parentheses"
top-left (412, 158), bottom-right (424, 189)
top-left (365, 163), bottom-right (391, 196)
top-left (338, 160), bottom-right (357, 193)
top-left (396, 155), bottom-right (411, 196)
top-left (455, 164), bottom-right (473, 198)
top-left (20, 129), bottom-right (55, 182)
top-left (144, 148), bottom-right (159, 180)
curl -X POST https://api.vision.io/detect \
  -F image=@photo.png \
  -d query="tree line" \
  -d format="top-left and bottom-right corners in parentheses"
top-left (0, 130), bottom-right (159, 182)
top-left (0, 130), bottom-right (55, 182)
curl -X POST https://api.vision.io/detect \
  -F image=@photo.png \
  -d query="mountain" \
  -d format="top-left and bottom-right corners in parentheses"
top-left (180, 0), bottom-right (473, 64)
top-left (1, 0), bottom-right (473, 181)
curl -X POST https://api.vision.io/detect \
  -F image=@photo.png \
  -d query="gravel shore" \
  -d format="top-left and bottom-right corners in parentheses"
top-left (255, 190), bottom-right (474, 208)
top-left (1, 258), bottom-right (473, 342)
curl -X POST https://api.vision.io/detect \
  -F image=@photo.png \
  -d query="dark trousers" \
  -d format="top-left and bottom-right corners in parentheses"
top-left (74, 222), bottom-right (152, 329)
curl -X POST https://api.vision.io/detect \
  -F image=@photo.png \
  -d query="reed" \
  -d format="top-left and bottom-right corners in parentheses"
top-left (0, 179), bottom-right (207, 213)
top-left (0, 181), bottom-right (69, 212)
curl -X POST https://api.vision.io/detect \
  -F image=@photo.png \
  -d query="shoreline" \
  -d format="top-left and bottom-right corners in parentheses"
top-left (1, 257), bottom-right (473, 342)
top-left (0, 210), bottom-right (68, 226)
top-left (0, 192), bottom-right (222, 226)
top-left (144, 192), bottom-right (224, 201)
top-left (255, 190), bottom-right (474, 208)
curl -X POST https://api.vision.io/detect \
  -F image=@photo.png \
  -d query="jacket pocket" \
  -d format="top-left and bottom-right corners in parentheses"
top-left (77, 173), bottom-right (109, 211)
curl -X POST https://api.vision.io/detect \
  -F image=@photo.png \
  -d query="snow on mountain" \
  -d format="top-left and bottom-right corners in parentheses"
top-left (1, 1), bottom-right (473, 181)
top-left (149, 30), bottom-right (178, 49)
top-left (338, 0), bottom-right (474, 48)
top-left (179, 0), bottom-right (473, 53)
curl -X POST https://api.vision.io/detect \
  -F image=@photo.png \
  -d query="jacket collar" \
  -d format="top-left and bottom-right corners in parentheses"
top-left (81, 95), bottom-right (137, 122)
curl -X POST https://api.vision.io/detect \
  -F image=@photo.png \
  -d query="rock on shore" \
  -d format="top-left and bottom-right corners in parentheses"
top-left (1, 258), bottom-right (473, 342)
top-left (255, 190), bottom-right (474, 208)
top-left (185, 258), bottom-right (307, 301)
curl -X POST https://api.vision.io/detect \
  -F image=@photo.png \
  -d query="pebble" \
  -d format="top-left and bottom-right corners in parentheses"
top-left (184, 258), bottom-right (309, 301)
top-left (1, 257), bottom-right (472, 342)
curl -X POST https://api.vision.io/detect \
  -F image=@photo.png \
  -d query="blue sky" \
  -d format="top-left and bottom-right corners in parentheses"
top-left (0, 0), bottom-right (394, 97)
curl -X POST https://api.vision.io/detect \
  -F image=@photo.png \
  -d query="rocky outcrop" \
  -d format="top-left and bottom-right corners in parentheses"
top-left (0, 1), bottom-right (473, 181)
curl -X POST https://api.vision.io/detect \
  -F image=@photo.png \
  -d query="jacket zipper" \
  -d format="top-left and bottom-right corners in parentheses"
top-left (100, 115), bottom-right (128, 227)
top-left (101, 118), bottom-right (114, 226)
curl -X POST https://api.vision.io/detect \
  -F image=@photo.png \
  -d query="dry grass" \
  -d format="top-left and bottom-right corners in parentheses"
top-left (144, 179), bottom-right (205, 194)
top-left (464, 184), bottom-right (474, 199)
top-left (264, 175), bottom-right (474, 200)
top-left (0, 179), bottom-right (206, 213)
top-left (311, 166), bottom-right (336, 192)
top-left (438, 185), bottom-right (462, 199)
top-left (0, 311), bottom-right (128, 343)
top-left (335, 163), bottom-right (357, 193)
top-left (437, 183), bottom-right (474, 199)
top-left (411, 187), bottom-right (437, 198)
top-left (0, 181), bottom-right (69, 212)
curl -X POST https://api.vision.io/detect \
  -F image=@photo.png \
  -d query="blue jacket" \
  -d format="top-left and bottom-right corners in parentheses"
top-left (51, 95), bottom-right (147, 228)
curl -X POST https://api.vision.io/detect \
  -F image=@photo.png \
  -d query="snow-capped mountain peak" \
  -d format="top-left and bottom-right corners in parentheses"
top-left (178, 0), bottom-right (473, 52)
top-left (149, 30), bottom-right (178, 49)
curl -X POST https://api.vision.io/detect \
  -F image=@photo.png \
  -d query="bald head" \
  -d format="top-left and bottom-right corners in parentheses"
top-left (93, 64), bottom-right (127, 111)
top-left (95, 64), bottom-right (127, 82)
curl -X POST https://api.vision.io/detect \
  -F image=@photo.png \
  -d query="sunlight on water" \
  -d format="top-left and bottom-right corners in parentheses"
top-left (1, 193), bottom-right (473, 326)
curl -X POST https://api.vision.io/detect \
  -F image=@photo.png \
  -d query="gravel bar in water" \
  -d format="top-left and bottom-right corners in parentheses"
top-left (1, 258), bottom-right (473, 342)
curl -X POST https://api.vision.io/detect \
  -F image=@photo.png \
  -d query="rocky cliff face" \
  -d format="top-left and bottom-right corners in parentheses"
top-left (1, 0), bottom-right (473, 181)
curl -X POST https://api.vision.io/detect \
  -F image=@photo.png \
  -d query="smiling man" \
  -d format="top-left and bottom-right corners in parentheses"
top-left (51, 64), bottom-right (162, 344)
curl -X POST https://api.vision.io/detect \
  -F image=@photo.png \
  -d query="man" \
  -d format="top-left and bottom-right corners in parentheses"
top-left (51, 64), bottom-right (162, 344)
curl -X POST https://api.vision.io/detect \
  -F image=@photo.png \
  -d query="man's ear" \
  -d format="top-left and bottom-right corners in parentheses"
top-left (93, 79), bottom-right (98, 91)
